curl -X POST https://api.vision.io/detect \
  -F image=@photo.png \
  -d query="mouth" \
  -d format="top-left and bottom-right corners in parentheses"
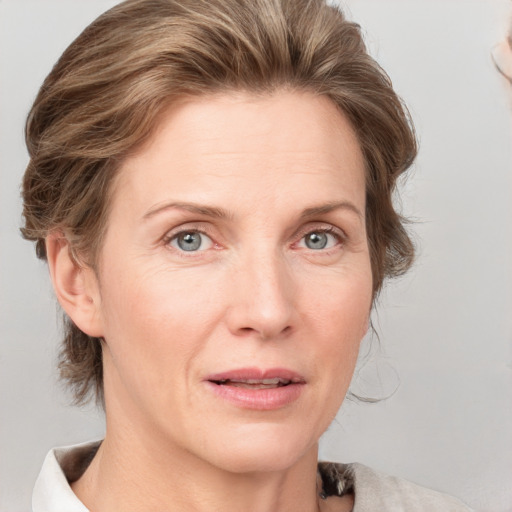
top-left (204, 368), bottom-right (306, 410)
top-left (209, 377), bottom-right (300, 389)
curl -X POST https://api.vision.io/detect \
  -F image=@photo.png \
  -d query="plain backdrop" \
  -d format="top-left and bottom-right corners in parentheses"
top-left (1, 1), bottom-right (511, 511)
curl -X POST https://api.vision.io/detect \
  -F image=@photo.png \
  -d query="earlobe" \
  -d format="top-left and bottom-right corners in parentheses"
top-left (46, 231), bottom-right (104, 338)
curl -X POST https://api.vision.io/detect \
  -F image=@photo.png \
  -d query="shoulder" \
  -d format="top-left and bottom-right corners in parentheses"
top-left (318, 461), bottom-right (474, 512)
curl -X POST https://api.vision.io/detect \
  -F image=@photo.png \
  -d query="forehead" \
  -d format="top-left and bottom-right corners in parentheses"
top-left (137, 90), bottom-right (362, 163)
top-left (111, 90), bottom-right (366, 215)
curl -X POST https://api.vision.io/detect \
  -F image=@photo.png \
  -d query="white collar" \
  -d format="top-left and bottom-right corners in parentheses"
top-left (32, 440), bottom-right (101, 512)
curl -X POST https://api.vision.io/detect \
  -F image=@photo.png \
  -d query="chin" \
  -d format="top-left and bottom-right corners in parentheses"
top-left (198, 422), bottom-right (319, 474)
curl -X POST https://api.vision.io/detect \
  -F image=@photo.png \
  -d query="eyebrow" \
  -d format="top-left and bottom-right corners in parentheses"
top-left (143, 200), bottom-right (363, 222)
top-left (300, 201), bottom-right (363, 221)
top-left (143, 201), bottom-right (234, 221)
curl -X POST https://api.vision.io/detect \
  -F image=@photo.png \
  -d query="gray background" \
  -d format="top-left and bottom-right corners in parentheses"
top-left (1, 0), bottom-right (511, 510)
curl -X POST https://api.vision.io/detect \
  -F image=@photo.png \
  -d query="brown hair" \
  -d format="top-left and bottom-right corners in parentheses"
top-left (21, 0), bottom-right (417, 405)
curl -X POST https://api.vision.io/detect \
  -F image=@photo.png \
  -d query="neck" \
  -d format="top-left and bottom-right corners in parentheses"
top-left (72, 425), bottom-right (323, 512)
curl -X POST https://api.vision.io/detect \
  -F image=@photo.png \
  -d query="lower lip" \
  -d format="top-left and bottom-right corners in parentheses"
top-left (204, 381), bottom-right (305, 410)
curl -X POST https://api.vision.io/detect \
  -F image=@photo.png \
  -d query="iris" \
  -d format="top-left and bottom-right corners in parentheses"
top-left (305, 232), bottom-right (329, 250)
top-left (176, 232), bottom-right (203, 251)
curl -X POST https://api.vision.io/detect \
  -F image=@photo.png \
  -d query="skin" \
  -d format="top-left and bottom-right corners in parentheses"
top-left (47, 90), bottom-right (373, 512)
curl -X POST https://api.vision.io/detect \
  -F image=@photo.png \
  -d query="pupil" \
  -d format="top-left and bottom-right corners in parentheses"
top-left (178, 232), bottom-right (201, 251)
top-left (306, 232), bottom-right (327, 250)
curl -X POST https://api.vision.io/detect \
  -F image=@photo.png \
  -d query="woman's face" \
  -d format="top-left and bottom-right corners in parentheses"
top-left (89, 91), bottom-right (372, 472)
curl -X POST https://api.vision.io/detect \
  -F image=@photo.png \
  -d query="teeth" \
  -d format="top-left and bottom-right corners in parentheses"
top-left (228, 378), bottom-right (290, 385)
top-left (229, 382), bottom-right (281, 389)
top-left (245, 378), bottom-right (283, 385)
top-left (213, 377), bottom-right (293, 387)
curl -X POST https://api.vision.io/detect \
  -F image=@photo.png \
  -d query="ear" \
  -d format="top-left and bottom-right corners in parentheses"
top-left (46, 231), bottom-right (104, 338)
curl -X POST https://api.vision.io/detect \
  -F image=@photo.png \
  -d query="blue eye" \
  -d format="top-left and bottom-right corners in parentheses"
top-left (170, 231), bottom-right (213, 252)
top-left (302, 231), bottom-right (339, 250)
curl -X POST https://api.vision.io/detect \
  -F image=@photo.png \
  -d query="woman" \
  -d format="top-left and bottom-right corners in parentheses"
top-left (21, 0), bottom-right (473, 510)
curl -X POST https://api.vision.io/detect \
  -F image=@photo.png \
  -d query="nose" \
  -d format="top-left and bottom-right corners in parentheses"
top-left (225, 250), bottom-right (296, 340)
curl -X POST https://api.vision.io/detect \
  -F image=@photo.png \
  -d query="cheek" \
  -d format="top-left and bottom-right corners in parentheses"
top-left (306, 265), bottom-right (372, 336)
top-left (294, 271), bottom-right (371, 437)
top-left (305, 267), bottom-right (372, 380)
top-left (98, 263), bottom-right (224, 378)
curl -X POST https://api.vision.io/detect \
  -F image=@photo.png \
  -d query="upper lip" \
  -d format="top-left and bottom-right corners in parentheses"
top-left (205, 367), bottom-right (306, 384)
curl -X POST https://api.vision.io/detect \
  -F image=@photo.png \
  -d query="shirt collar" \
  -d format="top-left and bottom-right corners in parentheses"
top-left (32, 440), bottom-right (102, 512)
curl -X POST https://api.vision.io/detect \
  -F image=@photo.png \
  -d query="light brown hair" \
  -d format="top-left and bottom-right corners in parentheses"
top-left (21, 0), bottom-right (417, 405)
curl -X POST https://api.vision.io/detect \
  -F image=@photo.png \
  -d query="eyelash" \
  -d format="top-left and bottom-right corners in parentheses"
top-left (162, 225), bottom-right (217, 255)
top-left (162, 224), bottom-right (346, 256)
top-left (294, 226), bottom-right (345, 251)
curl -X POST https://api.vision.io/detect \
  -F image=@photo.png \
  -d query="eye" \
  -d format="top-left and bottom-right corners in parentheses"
top-left (169, 231), bottom-right (214, 252)
top-left (299, 230), bottom-right (340, 250)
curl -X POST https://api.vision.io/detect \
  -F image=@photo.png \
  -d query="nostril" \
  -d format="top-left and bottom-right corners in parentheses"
top-left (235, 325), bottom-right (292, 339)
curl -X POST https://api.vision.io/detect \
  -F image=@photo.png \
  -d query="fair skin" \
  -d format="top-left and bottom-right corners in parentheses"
top-left (47, 90), bottom-right (373, 512)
